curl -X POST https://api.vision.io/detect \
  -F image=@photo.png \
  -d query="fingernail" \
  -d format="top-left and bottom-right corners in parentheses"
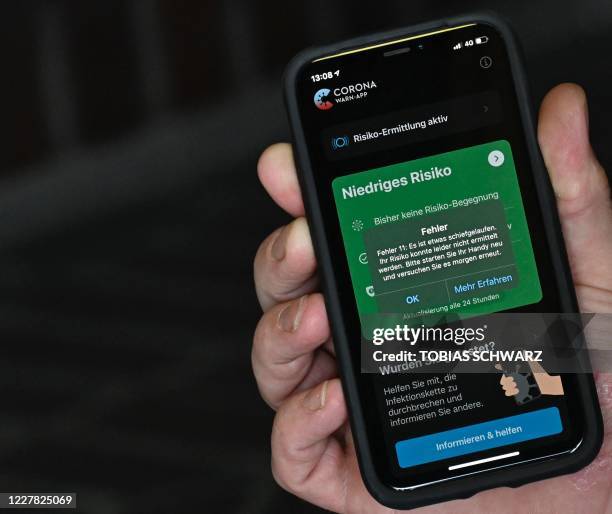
top-left (303, 380), bottom-right (329, 411)
top-left (271, 225), bottom-right (289, 261)
top-left (277, 295), bottom-right (308, 333)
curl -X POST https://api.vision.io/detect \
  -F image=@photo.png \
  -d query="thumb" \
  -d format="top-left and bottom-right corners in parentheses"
top-left (538, 83), bottom-right (612, 309)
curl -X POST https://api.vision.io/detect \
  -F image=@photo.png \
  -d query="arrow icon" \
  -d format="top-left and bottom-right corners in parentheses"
top-left (488, 150), bottom-right (505, 167)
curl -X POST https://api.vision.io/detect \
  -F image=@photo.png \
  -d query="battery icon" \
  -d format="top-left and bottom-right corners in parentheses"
top-left (475, 36), bottom-right (489, 45)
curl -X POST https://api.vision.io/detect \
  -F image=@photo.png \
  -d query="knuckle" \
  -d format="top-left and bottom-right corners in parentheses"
top-left (252, 309), bottom-right (273, 355)
top-left (251, 333), bottom-right (266, 377)
top-left (253, 316), bottom-right (294, 382)
top-left (271, 455), bottom-right (302, 496)
top-left (254, 229), bottom-right (278, 275)
top-left (270, 453), bottom-right (289, 491)
top-left (272, 404), bottom-right (300, 456)
top-left (254, 229), bottom-right (285, 309)
top-left (251, 315), bottom-right (280, 390)
top-left (270, 413), bottom-right (299, 493)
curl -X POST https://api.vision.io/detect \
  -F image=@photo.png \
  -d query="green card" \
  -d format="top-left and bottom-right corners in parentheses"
top-left (332, 140), bottom-right (542, 325)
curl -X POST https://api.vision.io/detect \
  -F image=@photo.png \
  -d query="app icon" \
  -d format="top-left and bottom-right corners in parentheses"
top-left (314, 88), bottom-right (334, 110)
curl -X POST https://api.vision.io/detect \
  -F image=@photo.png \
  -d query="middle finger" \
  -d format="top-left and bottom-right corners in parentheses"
top-left (254, 217), bottom-right (318, 311)
top-left (252, 293), bottom-right (337, 409)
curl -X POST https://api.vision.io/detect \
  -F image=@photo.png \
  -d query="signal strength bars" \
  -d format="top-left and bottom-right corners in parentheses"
top-left (453, 36), bottom-right (488, 51)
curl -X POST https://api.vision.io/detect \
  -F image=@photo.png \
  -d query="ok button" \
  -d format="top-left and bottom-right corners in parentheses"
top-left (405, 294), bottom-right (420, 304)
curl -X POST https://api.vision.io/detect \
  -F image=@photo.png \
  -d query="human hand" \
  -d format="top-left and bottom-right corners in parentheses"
top-left (252, 84), bottom-right (612, 513)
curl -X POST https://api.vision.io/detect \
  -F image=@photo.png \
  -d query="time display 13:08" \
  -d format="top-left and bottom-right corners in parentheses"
top-left (310, 70), bottom-right (340, 82)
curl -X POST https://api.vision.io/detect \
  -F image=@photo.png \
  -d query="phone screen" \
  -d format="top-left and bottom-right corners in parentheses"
top-left (294, 22), bottom-right (585, 488)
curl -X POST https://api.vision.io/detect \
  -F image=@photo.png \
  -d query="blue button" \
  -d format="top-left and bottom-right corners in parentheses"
top-left (395, 407), bottom-right (562, 468)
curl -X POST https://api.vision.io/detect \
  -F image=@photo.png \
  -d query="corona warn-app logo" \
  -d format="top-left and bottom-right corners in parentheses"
top-left (314, 81), bottom-right (377, 110)
top-left (313, 88), bottom-right (334, 110)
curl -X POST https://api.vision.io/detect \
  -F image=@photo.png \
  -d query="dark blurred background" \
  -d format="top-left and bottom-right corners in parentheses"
top-left (1, 1), bottom-right (610, 513)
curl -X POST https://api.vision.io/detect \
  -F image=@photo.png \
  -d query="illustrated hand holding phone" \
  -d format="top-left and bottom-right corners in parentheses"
top-left (496, 362), bottom-right (564, 398)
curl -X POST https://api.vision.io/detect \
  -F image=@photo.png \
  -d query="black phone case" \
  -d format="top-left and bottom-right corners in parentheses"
top-left (283, 11), bottom-right (603, 510)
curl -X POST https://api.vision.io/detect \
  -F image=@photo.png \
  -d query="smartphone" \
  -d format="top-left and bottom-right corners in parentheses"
top-left (284, 12), bottom-right (602, 509)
